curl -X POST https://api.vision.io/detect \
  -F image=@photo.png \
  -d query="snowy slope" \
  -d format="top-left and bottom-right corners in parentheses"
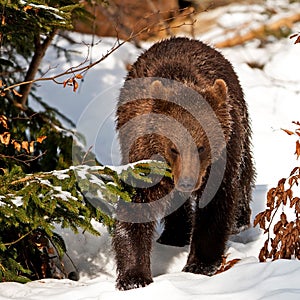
top-left (1, 4), bottom-right (300, 299)
top-left (1, 259), bottom-right (300, 300)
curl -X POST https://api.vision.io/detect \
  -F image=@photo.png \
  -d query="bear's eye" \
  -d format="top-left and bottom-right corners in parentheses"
top-left (198, 146), bottom-right (205, 154)
top-left (170, 147), bottom-right (179, 155)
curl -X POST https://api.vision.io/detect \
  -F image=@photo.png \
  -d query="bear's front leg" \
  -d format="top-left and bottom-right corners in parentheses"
top-left (113, 221), bottom-right (155, 290)
top-left (183, 191), bottom-right (233, 275)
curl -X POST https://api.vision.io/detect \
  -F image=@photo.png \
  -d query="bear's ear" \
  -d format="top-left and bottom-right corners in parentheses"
top-left (149, 80), bottom-right (168, 99)
top-left (212, 79), bottom-right (228, 106)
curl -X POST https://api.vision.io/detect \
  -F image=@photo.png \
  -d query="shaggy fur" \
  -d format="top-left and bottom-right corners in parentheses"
top-left (113, 37), bottom-right (255, 290)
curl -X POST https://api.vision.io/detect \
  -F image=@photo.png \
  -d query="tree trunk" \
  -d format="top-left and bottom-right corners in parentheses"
top-left (19, 29), bottom-right (58, 108)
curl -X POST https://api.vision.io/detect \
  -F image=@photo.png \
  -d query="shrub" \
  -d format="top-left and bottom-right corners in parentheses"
top-left (254, 121), bottom-right (300, 261)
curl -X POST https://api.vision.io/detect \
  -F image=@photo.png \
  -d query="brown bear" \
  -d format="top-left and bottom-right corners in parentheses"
top-left (113, 37), bottom-right (255, 290)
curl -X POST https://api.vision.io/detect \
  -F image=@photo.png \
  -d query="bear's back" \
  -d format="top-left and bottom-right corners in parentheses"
top-left (126, 37), bottom-right (243, 102)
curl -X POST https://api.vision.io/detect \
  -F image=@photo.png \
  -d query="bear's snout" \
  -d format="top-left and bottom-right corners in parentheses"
top-left (176, 177), bottom-right (197, 192)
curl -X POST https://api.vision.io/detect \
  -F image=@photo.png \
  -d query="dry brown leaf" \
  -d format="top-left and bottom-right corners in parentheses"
top-left (253, 211), bottom-right (265, 228)
top-left (259, 240), bottom-right (269, 262)
top-left (215, 256), bottom-right (240, 274)
top-left (73, 79), bottom-right (79, 92)
top-left (0, 115), bottom-right (8, 129)
top-left (29, 141), bottom-right (35, 153)
top-left (280, 212), bottom-right (287, 226)
top-left (63, 80), bottom-right (68, 88)
top-left (290, 167), bottom-right (300, 177)
top-left (287, 188), bottom-right (293, 201)
top-left (295, 140), bottom-right (300, 159)
top-left (63, 78), bottom-right (73, 88)
top-left (37, 135), bottom-right (47, 143)
top-left (266, 188), bottom-right (276, 208)
top-left (13, 140), bottom-right (21, 152)
top-left (21, 141), bottom-right (29, 153)
top-left (282, 128), bottom-right (294, 136)
top-left (0, 132), bottom-right (11, 145)
top-left (288, 175), bottom-right (299, 187)
top-left (290, 197), bottom-right (300, 208)
top-left (23, 5), bottom-right (33, 12)
top-left (266, 209), bottom-right (272, 222)
top-left (278, 178), bottom-right (286, 190)
top-left (273, 220), bottom-right (282, 234)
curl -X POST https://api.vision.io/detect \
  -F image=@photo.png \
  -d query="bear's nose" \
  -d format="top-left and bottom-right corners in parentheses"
top-left (177, 178), bottom-right (196, 192)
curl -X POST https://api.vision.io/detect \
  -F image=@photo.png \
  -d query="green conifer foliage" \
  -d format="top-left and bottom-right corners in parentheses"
top-left (0, 0), bottom-right (172, 283)
top-left (0, 161), bottom-right (171, 281)
top-left (0, 0), bottom-right (109, 282)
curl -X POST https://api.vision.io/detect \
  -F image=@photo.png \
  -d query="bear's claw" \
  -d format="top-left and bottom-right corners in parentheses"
top-left (116, 272), bottom-right (153, 290)
top-left (182, 260), bottom-right (220, 276)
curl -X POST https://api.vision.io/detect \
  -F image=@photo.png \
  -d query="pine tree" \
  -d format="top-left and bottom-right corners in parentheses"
top-left (0, 0), bottom-right (105, 282)
top-left (0, 1), bottom-right (172, 282)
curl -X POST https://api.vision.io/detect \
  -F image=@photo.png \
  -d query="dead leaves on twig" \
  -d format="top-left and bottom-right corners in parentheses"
top-left (0, 133), bottom-right (47, 154)
top-left (281, 122), bottom-right (300, 159)
top-left (0, 115), bottom-right (47, 154)
top-left (63, 74), bottom-right (83, 92)
top-left (254, 121), bottom-right (300, 262)
top-left (215, 256), bottom-right (241, 275)
top-left (2, 6), bottom-right (195, 97)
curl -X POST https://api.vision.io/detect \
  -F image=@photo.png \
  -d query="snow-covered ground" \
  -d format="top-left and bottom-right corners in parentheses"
top-left (1, 2), bottom-right (300, 299)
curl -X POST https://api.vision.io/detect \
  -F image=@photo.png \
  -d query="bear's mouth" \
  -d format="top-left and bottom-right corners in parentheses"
top-left (175, 176), bottom-right (200, 192)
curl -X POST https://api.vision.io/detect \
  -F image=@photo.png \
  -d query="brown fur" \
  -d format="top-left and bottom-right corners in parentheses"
top-left (113, 37), bottom-right (255, 290)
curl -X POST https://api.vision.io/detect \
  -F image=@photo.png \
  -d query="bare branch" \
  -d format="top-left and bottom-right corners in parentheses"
top-left (0, 151), bottom-right (47, 167)
top-left (2, 7), bottom-right (195, 96)
top-left (4, 230), bottom-right (35, 247)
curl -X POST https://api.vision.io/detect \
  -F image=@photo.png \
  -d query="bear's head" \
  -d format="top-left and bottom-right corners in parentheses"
top-left (117, 78), bottom-right (231, 193)
top-left (149, 78), bottom-right (231, 193)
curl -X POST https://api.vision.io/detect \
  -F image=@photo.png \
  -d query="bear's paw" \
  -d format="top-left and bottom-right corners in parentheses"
top-left (116, 270), bottom-right (153, 290)
top-left (182, 260), bottom-right (221, 276)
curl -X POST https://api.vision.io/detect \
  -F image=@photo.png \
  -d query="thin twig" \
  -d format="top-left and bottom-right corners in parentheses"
top-left (2, 7), bottom-right (195, 95)
top-left (81, 145), bottom-right (94, 165)
top-left (0, 151), bottom-right (47, 167)
top-left (4, 229), bottom-right (34, 247)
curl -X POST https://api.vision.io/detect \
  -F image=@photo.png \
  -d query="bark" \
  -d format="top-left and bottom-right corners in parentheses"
top-left (19, 29), bottom-right (58, 107)
top-left (215, 12), bottom-right (300, 48)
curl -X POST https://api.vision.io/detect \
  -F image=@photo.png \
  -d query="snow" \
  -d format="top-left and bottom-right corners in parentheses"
top-left (52, 170), bottom-right (70, 180)
top-left (19, 1), bottom-right (66, 21)
top-left (2, 2), bottom-right (300, 299)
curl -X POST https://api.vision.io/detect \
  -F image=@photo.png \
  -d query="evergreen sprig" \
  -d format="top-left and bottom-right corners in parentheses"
top-left (0, 161), bottom-right (171, 282)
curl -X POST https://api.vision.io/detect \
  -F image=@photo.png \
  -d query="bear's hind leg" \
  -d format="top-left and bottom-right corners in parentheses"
top-left (232, 146), bottom-right (254, 234)
top-left (183, 189), bottom-right (233, 275)
top-left (157, 197), bottom-right (192, 247)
